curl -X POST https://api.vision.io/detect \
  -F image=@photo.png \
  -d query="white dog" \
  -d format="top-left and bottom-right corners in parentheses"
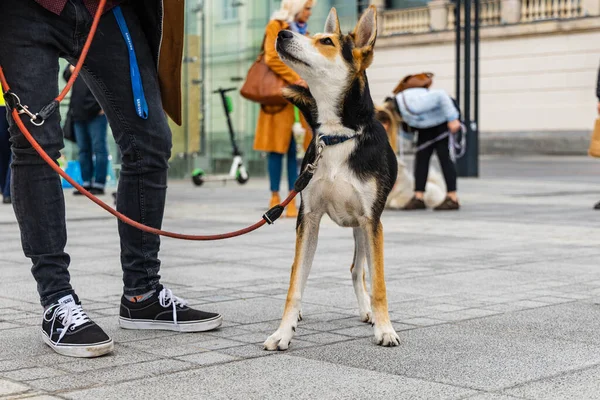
top-left (386, 158), bottom-right (446, 210)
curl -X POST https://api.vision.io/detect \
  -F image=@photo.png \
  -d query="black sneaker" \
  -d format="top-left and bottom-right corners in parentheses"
top-left (119, 287), bottom-right (222, 332)
top-left (73, 186), bottom-right (91, 196)
top-left (42, 294), bottom-right (113, 358)
top-left (2, 196), bottom-right (10, 204)
top-left (89, 187), bottom-right (105, 195)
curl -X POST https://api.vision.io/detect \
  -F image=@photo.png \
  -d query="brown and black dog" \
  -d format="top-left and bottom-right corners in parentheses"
top-left (263, 6), bottom-right (400, 351)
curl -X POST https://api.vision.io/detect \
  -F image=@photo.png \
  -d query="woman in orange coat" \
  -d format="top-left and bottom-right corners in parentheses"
top-left (253, 0), bottom-right (315, 218)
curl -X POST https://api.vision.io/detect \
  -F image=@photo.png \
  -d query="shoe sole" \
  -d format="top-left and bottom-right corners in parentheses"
top-left (41, 331), bottom-right (114, 358)
top-left (118, 315), bottom-right (223, 333)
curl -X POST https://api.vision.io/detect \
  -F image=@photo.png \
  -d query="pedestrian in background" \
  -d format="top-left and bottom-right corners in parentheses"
top-left (63, 65), bottom-right (109, 195)
top-left (0, 82), bottom-right (10, 204)
top-left (394, 73), bottom-right (462, 211)
top-left (253, 0), bottom-right (314, 218)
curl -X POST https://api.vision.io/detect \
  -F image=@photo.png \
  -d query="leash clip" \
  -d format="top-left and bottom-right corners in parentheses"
top-left (305, 137), bottom-right (326, 174)
top-left (5, 91), bottom-right (45, 126)
top-left (19, 106), bottom-right (44, 127)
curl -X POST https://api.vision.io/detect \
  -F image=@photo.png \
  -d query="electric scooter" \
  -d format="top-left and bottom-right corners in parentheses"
top-left (192, 87), bottom-right (249, 186)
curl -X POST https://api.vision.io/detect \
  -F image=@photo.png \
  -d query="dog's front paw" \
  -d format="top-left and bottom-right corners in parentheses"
top-left (360, 310), bottom-right (372, 323)
top-left (264, 328), bottom-right (294, 351)
top-left (374, 325), bottom-right (400, 347)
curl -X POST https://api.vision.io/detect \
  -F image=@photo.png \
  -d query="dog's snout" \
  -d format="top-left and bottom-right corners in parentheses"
top-left (278, 30), bottom-right (294, 40)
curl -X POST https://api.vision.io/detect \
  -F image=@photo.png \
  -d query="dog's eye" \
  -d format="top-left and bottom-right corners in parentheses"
top-left (319, 38), bottom-right (334, 46)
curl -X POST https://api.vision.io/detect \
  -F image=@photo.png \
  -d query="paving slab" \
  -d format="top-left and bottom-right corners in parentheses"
top-left (292, 308), bottom-right (600, 391)
top-left (504, 365), bottom-right (600, 399)
top-left (63, 355), bottom-right (477, 400)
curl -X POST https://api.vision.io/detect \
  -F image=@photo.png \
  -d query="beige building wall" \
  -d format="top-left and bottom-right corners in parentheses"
top-left (369, 19), bottom-right (600, 133)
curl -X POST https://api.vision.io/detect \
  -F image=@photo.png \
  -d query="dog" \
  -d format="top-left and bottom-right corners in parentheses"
top-left (386, 159), bottom-right (446, 209)
top-left (263, 6), bottom-right (400, 351)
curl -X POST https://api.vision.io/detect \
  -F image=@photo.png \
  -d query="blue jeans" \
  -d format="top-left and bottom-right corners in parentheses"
top-left (268, 136), bottom-right (297, 193)
top-left (0, 0), bottom-right (172, 306)
top-left (0, 106), bottom-right (10, 198)
top-left (74, 114), bottom-right (109, 189)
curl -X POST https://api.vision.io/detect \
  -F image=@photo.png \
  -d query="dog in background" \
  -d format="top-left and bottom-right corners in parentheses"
top-left (375, 105), bottom-right (446, 209)
top-left (264, 6), bottom-right (400, 351)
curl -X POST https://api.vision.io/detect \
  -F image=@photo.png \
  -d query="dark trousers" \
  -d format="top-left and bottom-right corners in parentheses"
top-left (414, 124), bottom-right (457, 193)
top-left (0, 0), bottom-right (172, 306)
top-left (0, 106), bottom-right (10, 198)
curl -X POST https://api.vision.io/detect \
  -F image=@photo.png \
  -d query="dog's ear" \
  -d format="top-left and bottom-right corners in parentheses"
top-left (352, 5), bottom-right (377, 71)
top-left (324, 7), bottom-right (341, 36)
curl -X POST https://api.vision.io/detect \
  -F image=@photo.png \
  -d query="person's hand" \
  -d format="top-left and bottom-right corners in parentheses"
top-left (99, 109), bottom-right (105, 116)
top-left (69, 65), bottom-right (75, 73)
top-left (448, 119), bottom-right (461, 133)
top-left (294, 79), bottom-right (308, 88)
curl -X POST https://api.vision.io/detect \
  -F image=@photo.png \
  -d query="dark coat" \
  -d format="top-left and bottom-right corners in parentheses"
top-left (63, 67), bottom-right (101, 122)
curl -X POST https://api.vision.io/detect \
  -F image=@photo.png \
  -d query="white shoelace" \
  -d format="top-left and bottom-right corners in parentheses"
top-left (44, 302), bottom-right (91, 344)
top-left (158, 288), bottom-right (187, 327)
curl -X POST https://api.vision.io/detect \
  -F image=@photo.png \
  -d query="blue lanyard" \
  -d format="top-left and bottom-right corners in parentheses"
top-left (113, 6), bottom-right (148, 119)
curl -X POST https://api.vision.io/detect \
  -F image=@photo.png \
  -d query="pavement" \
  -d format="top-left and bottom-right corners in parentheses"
top-left (1, 155), bottom-right (600, 400)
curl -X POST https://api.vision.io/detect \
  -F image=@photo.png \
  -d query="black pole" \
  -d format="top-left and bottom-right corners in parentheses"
top-left (455, 0), bottom-right (461, 107)
top-left (457, 0), bottom-right (473, 177)
top-left (473, 0), bottom-right (480, 176)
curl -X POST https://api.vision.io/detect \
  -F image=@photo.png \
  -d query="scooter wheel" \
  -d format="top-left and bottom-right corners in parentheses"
top-left (192, 173), bottom-right (205, 186)
top-left (236, 172), bottom-right (249, 185)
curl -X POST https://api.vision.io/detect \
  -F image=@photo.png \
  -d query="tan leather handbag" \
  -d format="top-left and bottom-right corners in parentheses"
top-left (588, 118), bottom-right (600, 158)
top-left (240, 24), bottom-right (288, 107)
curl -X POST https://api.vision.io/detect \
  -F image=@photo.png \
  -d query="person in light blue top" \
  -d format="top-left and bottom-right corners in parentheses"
top-left (396, 88), bottom-right (460, 130)
top-left (394, 73), bottom-right (461, 211)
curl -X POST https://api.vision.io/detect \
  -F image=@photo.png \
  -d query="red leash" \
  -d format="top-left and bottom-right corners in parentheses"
top-left (0, 0), bottom-right (301, 241)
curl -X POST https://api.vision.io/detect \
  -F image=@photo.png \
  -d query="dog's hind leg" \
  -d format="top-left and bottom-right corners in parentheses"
top-left (351, 227), bottom-right (372, 323)
top-left (264, 212), bottom-right (321, 351)
top-left (364, 220), bottom-right (400, 347)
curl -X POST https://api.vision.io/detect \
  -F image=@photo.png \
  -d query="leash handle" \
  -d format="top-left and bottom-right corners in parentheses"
top-left (113, 6), bottom-right (148, 119)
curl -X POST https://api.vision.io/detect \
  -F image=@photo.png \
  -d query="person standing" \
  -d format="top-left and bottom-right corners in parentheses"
top-left (0, 0), bottom-right (222, 358)
top-left (394, 73), bottom-right (462, 211)
top-left (63, 65), bottom-right (108, 195)
top-left (0, 82), bottom-right (10, 204)
top-left (253, 0), bottom-right (314, 218)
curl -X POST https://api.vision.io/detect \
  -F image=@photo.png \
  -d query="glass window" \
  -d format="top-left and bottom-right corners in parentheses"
top-left (222, 1), bottom-right (240, 21)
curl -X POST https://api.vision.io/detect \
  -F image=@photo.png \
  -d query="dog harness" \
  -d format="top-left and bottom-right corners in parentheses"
top-left (319, 135), bottom-right (356, 146)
